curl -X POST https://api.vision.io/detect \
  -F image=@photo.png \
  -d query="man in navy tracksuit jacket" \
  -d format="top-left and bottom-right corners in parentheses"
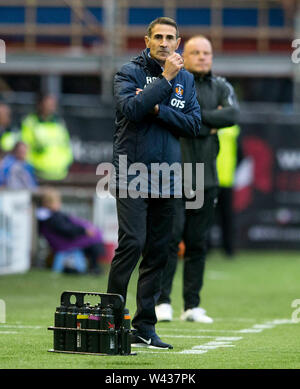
top-left (106, 17), bottom-right (203, 349)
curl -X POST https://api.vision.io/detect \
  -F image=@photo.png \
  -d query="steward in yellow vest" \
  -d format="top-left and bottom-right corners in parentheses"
top-left (21, 95), bottom-right (73, 181)
top-left (0, 103), bottom-right (20, 155)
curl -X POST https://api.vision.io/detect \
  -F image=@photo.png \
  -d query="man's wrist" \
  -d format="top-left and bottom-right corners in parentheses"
top-left (160, 73), bottom-right (171, 83)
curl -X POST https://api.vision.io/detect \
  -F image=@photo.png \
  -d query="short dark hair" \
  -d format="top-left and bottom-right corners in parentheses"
top-left (147, 17), bottom-right (179, 38)
top-left (36, 92), bottom-right (55, 106)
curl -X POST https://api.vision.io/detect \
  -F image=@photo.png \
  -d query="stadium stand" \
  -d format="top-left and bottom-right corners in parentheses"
top-left (0, 1), bottom-right (295, 181)
top-left (0, 0), bottom-right (299, 262)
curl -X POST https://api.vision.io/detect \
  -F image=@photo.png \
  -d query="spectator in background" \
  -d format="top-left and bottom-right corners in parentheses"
top-left (21, 94), bottom-right (73, 181)
top-left (216, 124), bottom-right (243, 258)
top-left (36, 187), bottom-right (104, 274)
top-left (0, 141), bottom-right (37, 190)
top-left (156, 36), bottom-right (239, 324)
top-left (0, 103), bottom-right (20, 157)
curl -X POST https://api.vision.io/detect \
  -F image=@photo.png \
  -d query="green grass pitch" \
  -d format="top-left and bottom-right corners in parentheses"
top-left (0, 250), bottom-right (299, 369)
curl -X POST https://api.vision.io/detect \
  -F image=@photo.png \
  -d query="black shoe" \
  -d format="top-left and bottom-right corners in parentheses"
top-left (131, 332), bottom-right (173, 349)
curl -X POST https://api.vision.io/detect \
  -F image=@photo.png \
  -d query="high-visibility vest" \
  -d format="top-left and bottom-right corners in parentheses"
top-left (0, 129), bottom-right (20, 152)
top-left (217, 125), bottom-right (240, 188)
top-left (21, 114), bottom-right (73, 180)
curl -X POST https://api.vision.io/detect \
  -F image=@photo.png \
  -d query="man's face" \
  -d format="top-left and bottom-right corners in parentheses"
top-left (183, 37), bottom-right (213, 75)
top-left (15, 143), bottom-right (27, 161)
top-left (145, 24), bottom-right (181, 65)
top-left (40, 95), bottom-right (57, 117)
top-left (0, 104), bottom-right (11, 128)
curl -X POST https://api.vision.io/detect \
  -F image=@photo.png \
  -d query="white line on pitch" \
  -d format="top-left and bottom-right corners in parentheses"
top-left (0, 324), bottom-right (43, 329)
top-left (157, 335), bottom-right (223, 339)
top-left (236, 318), bottom-right (294, 334)
top-left (168, 318), bottom-right (258, 322)
top-left (160, 335), bottom-right (243, 340)
top-left (136, 350), bottom-right (196, 354)
top-left (143, 318), bottom-right (295, 355)
top-left (265, 319), bottom-right (294, 325)
top-left (0, 331), bottom-right (18, 334)
top-left (159, 328), bottom-right (247, 333)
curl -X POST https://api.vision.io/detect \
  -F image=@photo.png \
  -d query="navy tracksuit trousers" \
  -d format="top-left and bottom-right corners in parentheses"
top-left (157, 188), bottom-right (218, 311)
top-left (107, 196), bottom-right (175, 336)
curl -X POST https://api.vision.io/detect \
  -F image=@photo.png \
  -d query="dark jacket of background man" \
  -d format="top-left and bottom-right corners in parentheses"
top-left (181, 71), bottom-right (239, 190)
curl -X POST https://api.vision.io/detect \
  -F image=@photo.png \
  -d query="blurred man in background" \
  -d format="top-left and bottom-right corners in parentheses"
top-left (21, 94), bottom-right (73, 181)
top-left (156, 35), bottom-right (239, 323)
top-left (0, 103), bottom-right (20, 158)
top-left (0, 141), bottom-right (37, 190)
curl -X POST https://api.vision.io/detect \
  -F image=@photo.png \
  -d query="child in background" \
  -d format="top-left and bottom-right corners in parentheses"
top-left (36, 187), bottom-right (105, 274)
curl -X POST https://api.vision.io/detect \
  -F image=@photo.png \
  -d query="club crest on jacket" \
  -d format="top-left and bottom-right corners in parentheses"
top-left (175, 83), bottom-right (184, 99)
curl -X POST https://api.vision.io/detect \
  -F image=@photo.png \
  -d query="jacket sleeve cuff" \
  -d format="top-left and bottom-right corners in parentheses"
top-left (158, 74), bottom-right (173, 89)
top-left (156, 104), bottom-right (168, 119)
top-left (159, 74), bottom-right (172, 87)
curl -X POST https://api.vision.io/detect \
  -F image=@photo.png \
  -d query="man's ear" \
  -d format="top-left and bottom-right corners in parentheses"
top-left (144, 35), bottom-right (150, 48)
top-left (176, 37), bottom-right (181, 50)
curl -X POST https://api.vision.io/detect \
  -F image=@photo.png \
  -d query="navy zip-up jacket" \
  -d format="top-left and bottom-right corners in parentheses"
top-left (112, 48), bottom-right (202, 196)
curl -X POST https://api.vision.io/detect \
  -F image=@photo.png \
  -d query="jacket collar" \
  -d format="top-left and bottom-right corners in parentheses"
top-left (36, 113), bottom-right (58, 123)
top-left (193, 70), bottom-right (213, 82)
top-left (132, 48), bottom-right (164, 77)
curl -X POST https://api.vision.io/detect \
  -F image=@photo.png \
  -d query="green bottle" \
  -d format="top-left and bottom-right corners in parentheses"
top-left (100, 306), bottom-right (116, 355)
top-left (76, 304), bottom-right (90, 352)
top-left (65, 306), bottom-right (78, 351)
top-left (54, 305), bottom-right (67, 351)
top-left (120, 308), bottom-right (131, 355)
top-left (87, 304), bottom-right (101, 353)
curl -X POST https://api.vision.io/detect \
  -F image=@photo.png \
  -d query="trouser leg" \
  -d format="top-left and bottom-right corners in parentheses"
top-left (157, 197), bottom-right (185, 305)
top-left (107, 197), bottom-right (148, 304)
top-left (132, 197), bottom-right (175, 336)
top-left (183, 188), bottom-right (218, 311)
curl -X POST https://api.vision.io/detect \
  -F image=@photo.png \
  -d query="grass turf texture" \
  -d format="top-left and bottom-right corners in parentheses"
top-left (0, 250), bottom-right (299, 369)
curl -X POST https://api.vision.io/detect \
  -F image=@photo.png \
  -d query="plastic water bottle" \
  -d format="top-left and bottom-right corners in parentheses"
top-left (65, 306), bottom-right (78, 351)
top-left (76, 304), bottom-right (90, 352)
top-left (100, 306), bottom-right (116, 355)
top-left (87, 304), bottom-right (101, 353)
top-left (54, 305), bottom-right (67, 351)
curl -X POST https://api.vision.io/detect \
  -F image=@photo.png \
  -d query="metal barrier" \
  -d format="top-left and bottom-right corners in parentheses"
top-left (93, 193), bottom-right (118, 263)
top-left (0, 190), bottom-right (32, 275)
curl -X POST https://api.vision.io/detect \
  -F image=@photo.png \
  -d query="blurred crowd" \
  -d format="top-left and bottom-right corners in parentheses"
top-left (0, 89), bottom-right (241, 273)
top-left (0, 94), bottom-right (73, 189)
top-left (0, 95), bottom-right (106, 274)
